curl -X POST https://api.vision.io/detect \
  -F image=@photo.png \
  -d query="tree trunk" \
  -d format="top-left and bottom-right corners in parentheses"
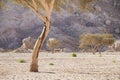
top-left (92, 49), bottom-right (95, 54)
top-left (51, 48), bottom-right (54, 54)
top-left (98, 46), bottom-right (102, 55)
top-left (30, 17), bottom-right (50, 72)
top-left (92, 46), bottom-right (96, 55)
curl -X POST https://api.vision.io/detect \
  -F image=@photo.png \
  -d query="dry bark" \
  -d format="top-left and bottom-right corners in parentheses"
top-left (30, 17), bottom-right (50, 72)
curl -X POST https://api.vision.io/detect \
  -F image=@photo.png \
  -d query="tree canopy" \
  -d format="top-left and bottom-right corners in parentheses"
top-left (0, 0), bottom-right (98, 11)
top-left (80, 34), bottom-right (115, 54)
top-left (0, 0), bottom-right (99, 20)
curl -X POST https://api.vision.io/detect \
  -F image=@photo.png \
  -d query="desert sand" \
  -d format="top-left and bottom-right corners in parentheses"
top-left (0, 52), bottom-right (120, 80)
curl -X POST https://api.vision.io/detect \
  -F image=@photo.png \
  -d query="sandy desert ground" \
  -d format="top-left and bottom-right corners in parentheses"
top-left (0, 52), bottom-right (120, 80)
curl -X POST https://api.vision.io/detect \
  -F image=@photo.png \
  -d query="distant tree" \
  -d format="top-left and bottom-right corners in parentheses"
top-left (0, 0), bottom-right (7, 9)
top-left (0, 0), bottom-right (99, 72)
top-left (47, 38), bottom-right (61, 53)
top-left (80, 34), bottom-right (115, 54)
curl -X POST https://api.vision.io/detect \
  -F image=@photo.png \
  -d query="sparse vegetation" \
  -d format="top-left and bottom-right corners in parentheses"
top-left (99, 54), bottom-right (102, 57)
top-left (72, 53), bottom-right (77, 57)
top-left (112, 60), bottom-right (116, 63)
top-left (0, 52), bottom-right (120, 79)
top-left (49, 63), bottom-right (54, 65)
top-left (47, 38), bottom-right (62, 53)
top-left (17, 59), bottom-right (26, 63)
top-left (80, 34), bottom-right (115, 54)
top-left (0, 0), bottom-right (100, 72)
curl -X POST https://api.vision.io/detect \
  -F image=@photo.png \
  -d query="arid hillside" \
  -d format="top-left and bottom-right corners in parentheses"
top-left (0, 0), bottom-right (120, 51)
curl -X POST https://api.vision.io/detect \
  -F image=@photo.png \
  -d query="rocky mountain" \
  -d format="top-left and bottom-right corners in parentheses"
top-left (0, 0), bottom-right (120, 51)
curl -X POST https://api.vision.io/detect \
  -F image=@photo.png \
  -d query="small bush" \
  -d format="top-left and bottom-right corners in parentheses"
top-left (18, 59), bottom-right (26, 63)
top-left (72, 53), bottom-right (77, 57)
top-left (112, 60), bottom-right (116, 63)
top-left (99, 54), bottom-right (102, 57)
top-left (47, 38), bottom-right (62, 53)
top-left (80, 33), bottom-right (115, 54)
top-left (49, 63), bottom-right (54, 65)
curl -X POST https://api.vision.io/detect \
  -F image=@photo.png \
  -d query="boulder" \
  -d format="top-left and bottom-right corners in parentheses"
top-left (21, 37), bottom-right (36, 49)
top-left (13, 37), bottom-right (36, 53)
top-left (109, 40), bottom-right (120, 51)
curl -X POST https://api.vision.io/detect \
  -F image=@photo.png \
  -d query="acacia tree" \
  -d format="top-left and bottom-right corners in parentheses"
top-left (80, 34), bottom-right (115, 54)
top-left (0, 0), bottom-right (98, 72)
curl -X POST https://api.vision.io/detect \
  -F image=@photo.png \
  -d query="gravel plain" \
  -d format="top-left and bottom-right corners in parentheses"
top-left (0, 52), bottom-right (120, 80)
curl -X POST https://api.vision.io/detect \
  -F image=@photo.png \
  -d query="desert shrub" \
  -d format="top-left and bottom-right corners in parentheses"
top-left (80, 34), bottom-right (115, 54)
top-left (47, 38), bottom-right (62, 53)
top-left (99, 54), bottom-right (102, 57)
top-left (49, 63), bottom-right (54, 65)
top-left (112, 60), bottom-right (116, 63)
top-left (72, 53), bottom-right (77, 57)
top-left (18, 59), bottom-right (26, 63)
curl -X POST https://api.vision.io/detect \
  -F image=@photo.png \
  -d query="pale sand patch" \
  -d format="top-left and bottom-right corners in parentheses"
top-left (0, 52), bottom-right (120, 80)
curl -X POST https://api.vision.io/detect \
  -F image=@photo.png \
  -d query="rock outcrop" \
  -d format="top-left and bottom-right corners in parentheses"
top-left (109, 40), bottom-right (120, 51)
top-left (13, 37), bottom-right (36, 53)
top-left (21, 37), bottom-right (36, 49)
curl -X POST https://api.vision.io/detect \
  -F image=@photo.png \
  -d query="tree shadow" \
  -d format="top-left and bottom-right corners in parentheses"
top-left (38, 71), bottom-right (56, 74)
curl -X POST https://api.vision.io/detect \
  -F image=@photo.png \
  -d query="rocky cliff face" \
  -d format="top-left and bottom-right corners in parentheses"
top-left (0, 0), bottom-right (120, 51)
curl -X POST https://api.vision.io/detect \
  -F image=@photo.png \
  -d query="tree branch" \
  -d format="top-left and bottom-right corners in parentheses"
top-left (32, 0), bottom-right (37, 10)
top-left (26, 4), bottom-right (45, 21)
top-left (49, 0), bottom-right (55, 14)
top-left (47, 0), bottom-right (55, 20)
top-left (39, 0), bottom-right (49, 12)
top-left (23, 0), bottom-right (45, 21)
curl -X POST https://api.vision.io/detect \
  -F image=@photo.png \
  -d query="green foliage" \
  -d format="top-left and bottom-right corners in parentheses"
top-left (49, 63), bottom-right (54, 65)
top-left (80, 34), bottom-right (115, 54)
top-left (72, 53), bottom-right (77, 57)
top-left (17, 59), bottom-right (26, 63)
top-left (99, 54), bottom-right (102, 57)
top-left (112, 60), bottom-right (116, 63)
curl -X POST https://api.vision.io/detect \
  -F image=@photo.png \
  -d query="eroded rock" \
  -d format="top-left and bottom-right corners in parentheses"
top-left (21, 37), bottom-right (36, 49)
top-left (13, 37), bottom-right (36, 53)
top-left (109, 40), bottom-right (120, 51)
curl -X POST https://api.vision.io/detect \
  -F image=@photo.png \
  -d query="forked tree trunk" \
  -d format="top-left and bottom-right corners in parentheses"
top-left (30, 17), bottom-right (50, 72)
